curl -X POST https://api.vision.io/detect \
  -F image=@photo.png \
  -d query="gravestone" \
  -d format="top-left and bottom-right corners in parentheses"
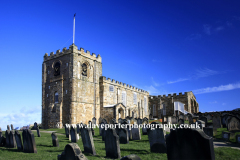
top-left (65, 124), bottom-right (70, 138)
top-left (0, 136), bottom-right (6, 147)
top-left (166, 128), bottom-right (215, 160)
top-left (70, 126), bottom-right (78, 143)
top-left (172, 116), bottom-right (177, 124)
top-left (9, 131), bottom-right (16, 148)
top-left (192, 117), bottom-right (198, 123)
top-left (222, 131), bottom-right (230, 141)
top-left (110, 118), bottom-right (116, 124)
top-left (118, 118), bottom-right (123, 124)
top-left (196, 120), bottom-right (205, 129)
top-left (58, 143), bottom-right (87, 160)
top-left (120, 154), bottom-right (141, 160)
top-left (98, 117), bottom-right (103, 124)
top-left (179, 115), bottom-right (184, 120)
top-left (131, 127), bottom-right (141, 140)
top-left (105, 128), bottom-right (121, 159)
top-left (227, 116), bottom-right (240, 131)
top-left (11, 124), bottom-right (14, 130)
top-left (15, 130), bottom-right (23, 151)
top-left (99, 122), bottom-right (105, 136)
top-left (184, 115), bottom-right (188, 121)
top-left (168, 116), bottom-right (172, 123)
top-left (142, 125), bottom-right (148, 135)
top-left (102, 129), bottom-right (106, 141)
top-left (203, 127), bottom-right (213, 137)
top-left (32, 122), bottom-right (38, 130)
top-left (80, 127), bottom-right (96, 155)
top-left (147, 127), bottom-right (166, 153)
top-left (102, 118), bottom-right (107, 124)
top-left (37, 128), bottom-right (41, 137)
top-left (137, 118), bottom-right (142, 125)
top-left (5, 130), bottom-right (10, 147)
top-left (199, 116), bottom-right (208, 127)
top-left (142, 117), bottom-right (148, 124)
top-left (221, 114), bottom-right (231, 128)
top-left (51, 132), bottom-right (59, 147)
top-left (7, 125), bottom-right (10, 130)
top-left (188, 115), bottom-right (193, 124)
top-left (92, 117), bottom-right (96, 125)
top-left (178, 119), bottom-right (184, 125)
top-left (129, 118), bottom-right (137, 125)
top-left (236, 134), bottom-right (240, 144)
top-left (213, 114), bottom-right (222, 135)
top-left (22, 129), bottom-right (37, 153)
top-left (118, 128), bottom-right (129, 144)
top-left (207, 114), bottom-right (213, 121)
top-left (126, 125), bottom-right (132, 140)
top-left (77, 124), bottom-right (80, 134)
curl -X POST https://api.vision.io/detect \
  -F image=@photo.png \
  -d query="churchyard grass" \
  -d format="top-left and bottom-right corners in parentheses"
top-left (1, 128), bottom-right (240, 159)
top-left (214, 128), bottom-right (240, 143)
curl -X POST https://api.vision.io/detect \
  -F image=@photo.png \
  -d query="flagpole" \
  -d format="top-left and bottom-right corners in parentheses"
top-left (73, 13), bottom-right (76, 44)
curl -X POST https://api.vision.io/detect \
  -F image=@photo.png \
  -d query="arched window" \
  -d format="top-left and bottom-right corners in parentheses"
top-left (82, 63), bottom-right (87, 76)
top-left (54, 62), bottom-right (60, 76)
top-left (55, 92), bottom-right (59, 103)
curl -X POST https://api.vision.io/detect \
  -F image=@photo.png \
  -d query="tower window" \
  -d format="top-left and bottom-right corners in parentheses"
top-left (82, 63), bottom-right (87, 76)
top-left (109, 85), bottom-right (114, 92)
top-left (54, 62), bottom-right (60, 76)
top-left (55, 92), bottom-right (59, 103)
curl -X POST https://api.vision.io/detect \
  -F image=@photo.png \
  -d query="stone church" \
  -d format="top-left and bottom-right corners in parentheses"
top-left (42, 43), bottom-right (199, 129)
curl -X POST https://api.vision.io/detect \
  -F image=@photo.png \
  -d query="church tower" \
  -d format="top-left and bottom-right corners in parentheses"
top-left (42, 44), bottom-right (102, 129)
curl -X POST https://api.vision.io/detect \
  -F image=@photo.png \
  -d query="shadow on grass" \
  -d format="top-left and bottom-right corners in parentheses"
top-left (120, 148), bottom-right (150, 154)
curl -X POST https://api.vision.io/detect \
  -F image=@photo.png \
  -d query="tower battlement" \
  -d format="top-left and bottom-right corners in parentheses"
top-left (100, 76), bottom-right (148, 94)
top-left (44, 44), bottom-right (102, 63)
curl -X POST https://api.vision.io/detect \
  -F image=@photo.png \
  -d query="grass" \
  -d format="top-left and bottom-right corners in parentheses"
top-left (214, 128), bottom-right (240, 143)
top-left (0, 128), bottom-right (240, 160)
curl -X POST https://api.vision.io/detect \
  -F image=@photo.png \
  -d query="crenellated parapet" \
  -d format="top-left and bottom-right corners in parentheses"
top-left (152, 92), bottom-right (191, 100)
top-left (44, 44), bottom-right (102, 63)
top-left (100, 76), bottom-right (149, 94)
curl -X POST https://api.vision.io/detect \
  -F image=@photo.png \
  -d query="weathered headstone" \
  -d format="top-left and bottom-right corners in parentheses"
top-left (168, 116), bottom-right (172, 123)
top-left (142, 125), bottom-right (148, 135)
top-left (105, 128), bottom-right (121, 159)
top-left (118, 118), bottom-right (123, 124)
top-left (102, 129), bottom-right (106, 141)
top-left (222, 131), bottom-right (230, 141)
top-left (37, 127), bottom-right (41, 137)
top-left (65, 124), bottom-right (70, 138)
top-left (227, 116), bottom-right (240, 131)
top-left (213, 114), bottom-right (222, 135)
top-left (236, 134), bottom-right (240, 144)
top-left (131, 127), bottom-right (141, 140)
top-left (22, 129), bottom-right (37, 153)
top-left (110, 118), bottom-right (116, 124)
top-left (80, 127), bottom-right (96, 155)
top-left (70, 126), bottom-right (78, 143)
top-left (99, 122), bottom-right (105, 136)
top-left (203, 127), bottom-right (213, 137)
top-left (137, 118), bottom-right (142, 125)
top-left (9, 130), bottom-right (16, 148)
top-left (7, 125), bottom-right (10, 131)
top-left (188, 115), bottom-right (193, 124)
top-left (197, 120), bottom-right (205, 129)
top-left (120, 154), bottom-right (141, 160)
top-left (147, 127), bottom-right (166, 153)
top-left (15, 130), bottom-right (23, 151)
top-left (32, 122), bottom-right (38, 130)
top-left (178, 119), bottom-right (184, 125)
top-left (0, 135), bottom-right (6, 147)
top-left (207, 114), bottom-right (213, 121)
top-left (51, 132), bottom-right (59, 147)
top-left (11, 124), bottom-right (14, 130)
top-left (5, 130), bottom-right (10, 147)
top-left (192, 116), bottom-right (198, 123)
top-left (142, 117), bottom-right (148, 124)
top-left (92, 117), bottom-right (96, 125)
top-left (166, 128), bottom-right (215, 160)
top-left (172, 116), bottom-right (178, 124)
top-left (199, 116), bottom-right (208, 127)
top-left (118, 128), bottom-right (129, 144)
top-left (179, 115), bottom-right (184, 120)
top-left (58, 143), bottom-right (87, 160)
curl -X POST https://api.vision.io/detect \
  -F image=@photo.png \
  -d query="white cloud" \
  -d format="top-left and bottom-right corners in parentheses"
top-left (144, 85), bottom-right (159, 95)
top-left (0, 106), bottom-right (41, 131)
top-left (203, 24), bottom-right (212, 35)
top-left (151, 77), bottom-right (159, 86)
top-left (209, 101), bottom-right (217, 104)
top-left (167, 78), bottom-right (189, 84)
top-left (185, 33), bottom-right (201, 41)
top-left (193, 82), bottom-right (240, 94)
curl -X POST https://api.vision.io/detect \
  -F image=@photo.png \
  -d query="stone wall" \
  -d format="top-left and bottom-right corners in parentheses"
top-left (99, 76), bottom-right (149, 119)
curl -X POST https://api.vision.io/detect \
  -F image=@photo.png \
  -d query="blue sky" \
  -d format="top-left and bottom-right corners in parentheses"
top-left (1, 0), bottom-right (240, 130)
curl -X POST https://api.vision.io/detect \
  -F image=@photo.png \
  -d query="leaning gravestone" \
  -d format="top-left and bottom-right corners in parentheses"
top-left (92, 117), bottom-right (96, 125)
top-left (70, 126), bottom-right (78, 143)
top-left (31, 122), bottom-right (38, 130)
top-left (99, 122), bottom-right (105, 136)
top-left (7, 125), bottom-right (10, 131)
top-left (80, 127), bottom-right (96, 155)
top-left (15, 130), bottom-right (23, 151)
top-left (147, 127), bottom-right (166, 153)
top-left (118, 118), bottom-right (123, 124)
top-left (178, 119), bottom-right (184, 125)
top-left (105, 128), bottom-right (121, 159)
top-left (22, 129), bottom-right (37, 153)
top-left (5, 130), bottom-right (10, 147)
top-left (51, 132), bottom-right (59, 147)
top-left (142, 125), bottom-right (148, 135)
top-left (118, 128), bottom-right (129, 144)
top-left (9, 130), bottom-right (16, 148)
top-left (137, 118), bottom-right (142, 125)
top-left (101, 129), bottom-right (107, 141)
top-left (58, 143), bottom-right (88, 160)
top-left (37, 128), bottom-right (41, 137)
top-left (172, 116), bottom-right (178, 124)
top-left (179, 115), bottom-right (184, 120)
top-left (166, 128), bottom-right (215, 160)
top-left (227, 116), bottom-right (240, 131)
top-left (131, 127), bottom-right (141, 140)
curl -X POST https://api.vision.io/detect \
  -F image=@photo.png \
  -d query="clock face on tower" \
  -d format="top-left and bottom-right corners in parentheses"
top-left (54, 62), bottom-right (60, 76)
